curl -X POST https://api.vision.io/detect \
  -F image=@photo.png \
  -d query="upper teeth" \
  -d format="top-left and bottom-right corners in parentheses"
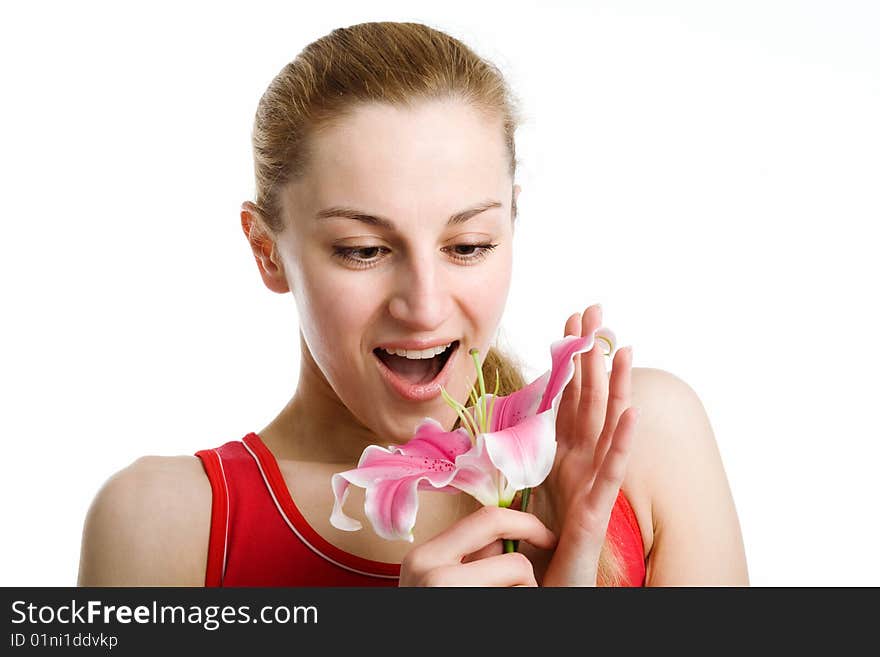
top-left (380, 342), bottom-right (454, 360)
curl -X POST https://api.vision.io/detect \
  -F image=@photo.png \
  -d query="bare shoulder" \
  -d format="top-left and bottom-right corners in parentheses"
top-left (77, 455), bottom-right (211, 586)
top-left (628, 366), bottom-right (724, 500)
top-left (626, 367), bottom-right (749, 585)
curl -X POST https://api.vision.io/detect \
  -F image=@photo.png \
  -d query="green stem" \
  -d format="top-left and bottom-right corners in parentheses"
top-left (506, 488), bottom-right (533, 554)
top-left (520, 488), bottom-right (532, 514)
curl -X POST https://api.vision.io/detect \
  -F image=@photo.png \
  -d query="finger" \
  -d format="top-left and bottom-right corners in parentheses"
top-left (564, 310), bottom-right (581, 337)
top-left (577, 304), bottom-right (608, 443)
top-left (595, 345), bottom-right (633, 465)
top-left (461, 539), bottom-right (504, 564)
top-left (429, 552), bottom-right (538, 587)
top-left (556, 311), bottom-right (582, 445)
top-left (583, 407), bottom-right (640, 532)
top-left (422, 506), bottom-right (557, 564)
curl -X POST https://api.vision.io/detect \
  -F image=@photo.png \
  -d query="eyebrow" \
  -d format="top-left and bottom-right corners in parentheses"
top-left (314, 200), bottom-right (503, 230)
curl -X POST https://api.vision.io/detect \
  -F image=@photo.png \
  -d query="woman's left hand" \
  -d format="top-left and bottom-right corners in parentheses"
top-left (539, 304), bottom-right (641, 586)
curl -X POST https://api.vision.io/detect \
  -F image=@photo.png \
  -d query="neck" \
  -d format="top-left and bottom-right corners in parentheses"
top-left (258, 332), bottom-right (390, 466)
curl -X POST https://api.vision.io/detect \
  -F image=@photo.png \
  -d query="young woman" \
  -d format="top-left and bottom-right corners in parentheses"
top-left (77, 22), bottom-right (748, 587)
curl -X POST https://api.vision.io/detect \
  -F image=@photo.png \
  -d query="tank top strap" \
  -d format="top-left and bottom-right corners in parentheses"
top-left (195, 436), bottom-right (276, 586)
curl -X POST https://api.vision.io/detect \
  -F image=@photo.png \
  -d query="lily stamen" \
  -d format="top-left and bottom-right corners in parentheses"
top-left (440, 386), bottom-right (479, 442)
top-left (469, 348), bottom-right (489, 433)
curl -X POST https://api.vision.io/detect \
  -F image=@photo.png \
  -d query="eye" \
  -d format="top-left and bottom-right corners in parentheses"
top-left (332, 246), bottom-right (390, 268)
top-left (332, 243), bottom-right (499, 269)
top-left (445, 243), bottom-right (499, 264)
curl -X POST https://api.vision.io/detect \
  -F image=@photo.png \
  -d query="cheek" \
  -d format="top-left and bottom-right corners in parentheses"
top-left (294, 266), bottom-right (378, 370)
top-left (467, 247), bottom-right (513, 324)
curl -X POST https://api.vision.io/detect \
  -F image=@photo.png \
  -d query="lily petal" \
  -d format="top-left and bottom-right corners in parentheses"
top-left (393, 418), bottom-right (474, 494)
top-left (482, 408), bottom-right (557, 493)
top-left (330, 474), bottom-right (361, 531)
top-left (363, 475), bottom-right (425, 542)
top-left (484, 372), bottom-right (550, 433)
top-left (392, 417), bottom-right (474, 460)
top-left (329, 444), bottom-right (460, 541)
top-left (537, 329), bottom-right (615, 414)
top-left (485, 328), bottom-right (615, 432)
top-left (451, 436), bottom-right (506, 507)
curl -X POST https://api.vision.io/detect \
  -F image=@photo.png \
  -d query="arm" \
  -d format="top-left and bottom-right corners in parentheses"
top-left (632, 368), bottom-right (749, 586)
top-left (77, 456), bottom-right (211, 586)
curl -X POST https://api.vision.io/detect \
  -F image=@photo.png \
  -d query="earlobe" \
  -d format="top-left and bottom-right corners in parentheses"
top-left (240, 202), bottom-right (290, 294)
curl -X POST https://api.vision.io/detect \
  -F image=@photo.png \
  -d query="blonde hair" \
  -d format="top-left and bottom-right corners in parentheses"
top-left (247, 21), bottom-right (628, 587)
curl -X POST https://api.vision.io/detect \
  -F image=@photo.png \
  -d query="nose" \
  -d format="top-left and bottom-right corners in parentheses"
top-left (387, 251), bottom-right (453, 330)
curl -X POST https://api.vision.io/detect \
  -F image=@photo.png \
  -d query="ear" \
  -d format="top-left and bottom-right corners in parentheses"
top-left (240, 202), bottom-right (290, 294)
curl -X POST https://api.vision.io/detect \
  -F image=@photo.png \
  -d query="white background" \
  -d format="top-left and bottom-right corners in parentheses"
top-left (1, 0), bottom-right (877, 586)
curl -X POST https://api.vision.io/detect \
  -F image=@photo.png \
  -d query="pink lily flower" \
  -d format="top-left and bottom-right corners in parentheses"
top-left (330, 327), bottom-right (617, 542)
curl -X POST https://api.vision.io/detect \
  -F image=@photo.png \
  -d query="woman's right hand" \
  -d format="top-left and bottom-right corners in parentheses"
top-left (398, 505), bottom-right (557, 587)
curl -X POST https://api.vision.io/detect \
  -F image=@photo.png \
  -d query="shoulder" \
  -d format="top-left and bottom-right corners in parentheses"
top-left (77, 455), bottom-right (211, 586)
top-left (628, 366), bottom-right (721, 492)
top-left (630, 366), bottom-right (703, 408)
top-left (626, 367), bottom-right (749, 585)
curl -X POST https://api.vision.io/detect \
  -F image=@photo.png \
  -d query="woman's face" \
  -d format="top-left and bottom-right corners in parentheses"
top-left (276, 99), bottom-right (517, 443)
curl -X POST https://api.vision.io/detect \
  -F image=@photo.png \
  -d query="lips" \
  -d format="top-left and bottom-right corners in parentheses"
top-left (372, 340), bottom-right (460, 402)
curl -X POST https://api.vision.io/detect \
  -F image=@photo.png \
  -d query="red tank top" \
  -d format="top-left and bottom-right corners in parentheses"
top-left (195, 433), bottom-right (646, 586)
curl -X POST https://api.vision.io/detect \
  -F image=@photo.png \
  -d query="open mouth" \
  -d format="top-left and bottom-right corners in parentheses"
top-left (372, 340), bottom-right (460, 385)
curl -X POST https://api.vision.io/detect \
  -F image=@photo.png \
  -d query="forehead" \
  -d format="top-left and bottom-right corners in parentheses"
top-left (287, 99), bottom-right (510, 223)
